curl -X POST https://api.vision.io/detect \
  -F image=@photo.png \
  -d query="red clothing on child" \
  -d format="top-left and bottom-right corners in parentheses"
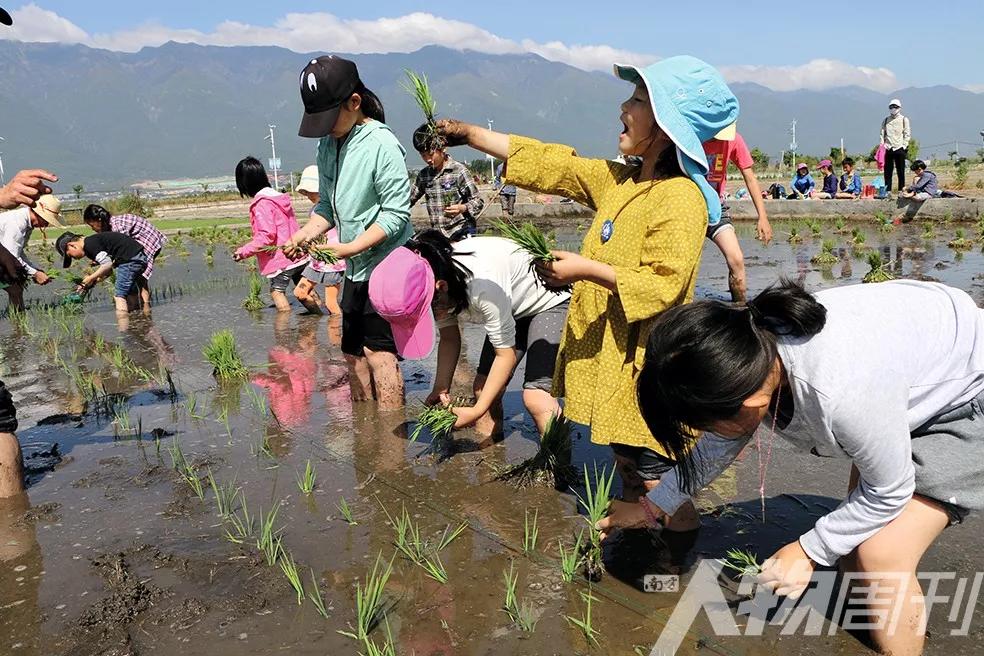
top-left (702, 133), bottom-right (754, 199)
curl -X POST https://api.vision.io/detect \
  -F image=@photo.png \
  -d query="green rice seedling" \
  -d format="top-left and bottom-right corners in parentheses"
top-left (574, 463), bottom-right (616, 581)
top-left (362, 620), bottom-right (398, 656)
top-left (8, 309), bottom-right (29, 333)
top-left (810, 239), bottom-right (840, 266)
top-left (109, 344), bottom-right (128, 372)
top-left (719, 548), bottom-right (763, 576)
top-left (262, 535), bottom-right (283, 566)
top-left (167, 437), bottom-right (187, 471)
top-left (493, 219), bottom-right (556, 263)
top-left (336, 497), bottom-right (358, 525)
top-left (495, 413), bottom-right (575, 488)
top-left (383, 503), bottom-right (427, 563)
top-left (223, 495), bottom-right (255, 544)
top-left (806, 218), bottom-right (822, 237)
top-left (401, 69), bottom-right (441, 150)
top-left (252, 432), bottom-right (274, 458)
top-left (421, 552), bottom-right (449, 584)
top-left (245, 385), bottom-right (268, 417)
top-left (922, 221), bottom-right (935, 240)
top-left (307, 243), bottom-right (340, 265)
top-left (523, 507), bottom-right (539, 553)
top-left (850, 227), bottom-right (867, 247)
top-left (242, 273), bottom-right (265, 311)
top-left (279, 548), bottom-right (305, 604)
top-left (256, 503), bottom-right (283, 564)
top-left (558, 530), bottom-right (585, 583)
top-left (207, 469), bottom-right (238, 518)
top-left (337, 552), bottom-right (394, 643)
top-left (204, 243), bottom-right (215, 265)
top-left (948, 228), bottom-right (974, 250)
top-left (435, 522), bottom-right (467, 551)
top-left (834, 216), bottom-right (849, 234)
top-left (409, 403), bottom-right (457, 442)
top-left (565, 588), bottom-right (600, 646)
top-left (501, 562), bottom-right (537, 632)
top-left (92, 332), bottom-right (105, 353)
top-left (203, 330), bottom-right (249, 381)
top-left (308, 569), bottom-right (332, 619)
top-left (182, 464), bottom-right (205, 500)
top-left (296, 459), bottom-right (317, 494)
top-left (862, 251), bottom-right (895, 283)
top-left (787, 226), bottom-right (803, 244)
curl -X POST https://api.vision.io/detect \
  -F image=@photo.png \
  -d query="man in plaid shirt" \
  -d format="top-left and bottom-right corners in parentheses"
top-left (410, 124), bottom-right (484, 241)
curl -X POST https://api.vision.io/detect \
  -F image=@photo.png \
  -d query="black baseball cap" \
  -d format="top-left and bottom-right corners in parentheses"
top-left (55, 231), bottom-right (82, 268)
top-left (298, 55), bottom-right (361, 138)
top-left (0, 6), bottom-right (12, 26)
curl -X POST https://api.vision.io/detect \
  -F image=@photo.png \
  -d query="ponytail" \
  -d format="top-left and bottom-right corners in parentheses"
top-left (406, 229), bottom-right (471, 315)
top-left (356, 84), bottom-right (385, 123)
top-left (636, 278), bottom-right (826, 494)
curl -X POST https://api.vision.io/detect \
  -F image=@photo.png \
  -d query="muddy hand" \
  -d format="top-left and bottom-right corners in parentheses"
top-left (596, 500), bottom-right (651, 541)
top-left (434, 119), bottom-right (471, 147)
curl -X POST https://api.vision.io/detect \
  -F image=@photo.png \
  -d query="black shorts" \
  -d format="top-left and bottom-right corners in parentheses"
top-left (270, 266), bottom-right (305, 293)
top-left (705, 205), bottom-right (734, 241)
top-left (476, 301), bottom-right (568, 392)
top-left (610, 443), bottom-right (676, 481)
top-left (340, 279), bottom-right (398, 357)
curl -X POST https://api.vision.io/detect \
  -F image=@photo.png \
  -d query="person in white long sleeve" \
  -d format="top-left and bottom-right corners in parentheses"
top-left (880, 98), bottom-right (911, 194)
top-left (0, 194), bottom-right (62, 310)
top-left (599, 279), bottom-right (984, 656)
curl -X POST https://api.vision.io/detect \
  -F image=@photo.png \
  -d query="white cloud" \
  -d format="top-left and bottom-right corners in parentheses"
top-left (1, 6), bottom-right (903, 92)
top-left (959, 84), bottom-right (984, 94)
top-left (720, 59), bottom-right (899, 93)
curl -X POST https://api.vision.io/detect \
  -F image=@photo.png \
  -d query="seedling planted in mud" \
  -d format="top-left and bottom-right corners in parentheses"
top-left (501, 561), bottom-right (537, 633)
top-left (182, 464), bottom-right (205, 500)
top-left (559, 531), bottom-right (585, 583)
top-left (223, 494), bottom-right (255, 544)
top-left (574, 463), bottom-right (616, 581)
top-left (810, 239), bottom-right (839, 266)
top-left (296, 459), bottom-right (317, 494)
top-left (203, 330), bottom-right (250, 381)
top-left (207, 469), bottom-right (238, 518)
top-left (279, 548), bottom-right (305, 604)
top-left (719, 548), bottom-right (763, 577)
top-left (949, 228), bottom-right (974, 250)
top-left (787, 226), bottom-right (803, 244)
top-left (435, 522), bottom-right (467, 551)
top-left (922, 221), bottom-right (936, 240)
top-left (167, 437), bottom-right (187, 471)
top-left (862, 251), bottom-right (895, 283)
top-left (256, 503), bottom-right (283, 565)
top-left (565, 588), bottom-right (600, 646)
top-left (308, 569), bottom-right (332, 619)
top-left (850, 227), bottom-right (867, 248)
top-left (495, 412), bottom-right (575, 488)
top-left (523, 508), bottom-right (539, 553)
top-left (362, 619), bottom-right (398, 656)
top-left (242, 273), bottom-right (265, 311)
top-left (337, 552), bottom-right (395, 643)
top-left (421, 552), bottom-right (449, 584)
top-left (336, 497), bottom-right (358, 525)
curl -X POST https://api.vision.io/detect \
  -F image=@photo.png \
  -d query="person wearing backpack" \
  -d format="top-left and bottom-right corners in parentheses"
top-left (880, 98), bottom-right (911, 195)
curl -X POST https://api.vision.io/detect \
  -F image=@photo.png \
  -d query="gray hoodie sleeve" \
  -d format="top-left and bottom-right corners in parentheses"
top-left (799, 376), bottom-right (915, 566)
top-left (645, 433), bottom-right (750, 515)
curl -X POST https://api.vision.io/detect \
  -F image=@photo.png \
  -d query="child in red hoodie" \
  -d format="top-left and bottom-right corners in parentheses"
top-left (232, 156), bottom-right (319, 313)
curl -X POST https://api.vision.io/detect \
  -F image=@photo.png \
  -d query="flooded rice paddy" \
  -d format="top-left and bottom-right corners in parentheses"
top-left (1, 220), bottom-right (982, 655)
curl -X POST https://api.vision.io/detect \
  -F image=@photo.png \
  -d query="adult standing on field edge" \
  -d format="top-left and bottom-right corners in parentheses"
top-left (880, 98), bottom-right (911, 193)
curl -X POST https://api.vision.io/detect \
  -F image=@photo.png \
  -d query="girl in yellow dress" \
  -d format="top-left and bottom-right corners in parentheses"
top-left (435, 56), bottom-right (738, 529)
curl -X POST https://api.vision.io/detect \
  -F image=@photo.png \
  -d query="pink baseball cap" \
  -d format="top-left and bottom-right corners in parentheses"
top-left (368, 247), bottom-right (436, 360)
top-left (818, 159), bottom-right (832, 168)
top-left (796, 162), bottom-right (808, 170)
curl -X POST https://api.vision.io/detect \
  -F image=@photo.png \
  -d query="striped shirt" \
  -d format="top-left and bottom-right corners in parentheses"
top-left (409, 156), bottom-right (484, 239)
top-left (110, 214), bottom-right (167, 279)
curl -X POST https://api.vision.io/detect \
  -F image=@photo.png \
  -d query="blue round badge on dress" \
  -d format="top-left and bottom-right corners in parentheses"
top-left (601, 220), bottom-right (614, 243)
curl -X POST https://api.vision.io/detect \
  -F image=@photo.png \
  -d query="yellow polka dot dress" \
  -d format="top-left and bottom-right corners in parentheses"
top-left (506, 136), bottom-right (706, 453)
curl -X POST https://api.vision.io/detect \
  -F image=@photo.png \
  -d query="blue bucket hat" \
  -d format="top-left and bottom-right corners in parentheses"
top-left (614, 55), bottom-right (739, 226)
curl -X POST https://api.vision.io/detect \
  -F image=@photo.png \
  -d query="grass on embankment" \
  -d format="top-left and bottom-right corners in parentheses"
top-left (30, 217), bottom-right (247, 241)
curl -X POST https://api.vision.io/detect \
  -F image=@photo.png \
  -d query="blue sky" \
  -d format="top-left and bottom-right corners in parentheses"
top-left (3, 1), bottom-right (983, 91)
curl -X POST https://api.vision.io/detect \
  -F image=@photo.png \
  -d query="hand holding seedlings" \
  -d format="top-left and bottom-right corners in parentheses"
top-left (534, 251), bottom-right (609, 288)
top-left (596, 498), bottom-right (668, 542)
top-left (757, 541), bottom-right (815, 599)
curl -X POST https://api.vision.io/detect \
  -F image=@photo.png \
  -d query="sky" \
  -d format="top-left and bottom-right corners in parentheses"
top-left (1, 1), bottom-right (982, 93)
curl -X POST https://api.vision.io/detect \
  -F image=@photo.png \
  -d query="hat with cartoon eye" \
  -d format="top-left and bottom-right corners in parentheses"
top-left (0, 6), bottom-right (12, 26)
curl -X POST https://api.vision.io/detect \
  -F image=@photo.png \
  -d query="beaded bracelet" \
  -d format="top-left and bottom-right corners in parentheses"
top-left (640, 498), bottom-right (665, 529)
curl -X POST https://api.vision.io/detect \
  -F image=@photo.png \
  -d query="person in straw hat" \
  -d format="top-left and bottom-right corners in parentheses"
top-left (294, 164), bottom-right (345, 315)
top-left (0, 193), bottom-right (63, 311)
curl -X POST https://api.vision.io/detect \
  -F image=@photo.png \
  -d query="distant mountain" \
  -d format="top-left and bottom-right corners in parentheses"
top-left (0, 41), bottom-right (981, 191)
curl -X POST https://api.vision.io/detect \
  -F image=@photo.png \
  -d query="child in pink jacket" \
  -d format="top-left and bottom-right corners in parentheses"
top-left (232, 156), bottom-right (318, 313)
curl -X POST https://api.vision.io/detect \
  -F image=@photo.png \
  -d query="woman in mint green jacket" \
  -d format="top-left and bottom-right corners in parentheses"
top-left (287, 56), bottom-right (413, 410)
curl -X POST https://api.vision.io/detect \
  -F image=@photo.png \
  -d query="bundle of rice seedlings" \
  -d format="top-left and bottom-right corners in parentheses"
top-left (718, 548), bottom-right (762, 577)
top-left (402, 70), bottom-right (442, 151)
top-left (242, 273), bottom-right (265, 311)
top-left (862, 251), bottom-right (894, 283)
top-left (203, 330), bottom-right (250, 380)
top-left (409, 403), bottom-right (457, 443)
top-left (810, 239), bottom-right (839, 266)
top-left (493, 220), bottom-right (556, 262)
top-left (948, 228), bottom-right (974, 250)
top-left (495, 413), bottom-right (575, 489)
top-left (257, 243), bottom-right (339, 265)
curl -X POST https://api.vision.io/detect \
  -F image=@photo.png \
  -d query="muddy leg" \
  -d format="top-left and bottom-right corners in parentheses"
top-left (346, 353), bottom-right (373, 402)
top-left (522, 388), bottom-right (561, 435)
top-left (271, 290), bottom-right (291, 313)
top-left (471, 374), bottom-right (503, 438)
top-left (293, 278), bottom-right (323, 315)
top-left (365, 347), bottom-right (404, 411)
top-left (323, 283), bottom-right (342, 315)
top-left (713, 228), bottom-right (747, 303)
top-left (0, 432), bottom-right (24, 499)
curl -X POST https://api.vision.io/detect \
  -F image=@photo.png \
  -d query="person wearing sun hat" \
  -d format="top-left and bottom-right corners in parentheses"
top-left (432, 55), bottom-right (738, 528)
top-left (788, 162), bottom-right (816, 199)
top-left (880, 98), bottom-right (911, 194)
top-left (0, 193), bottom-right (63, 311)
top-left (293, 164), bottom-right (345, 315)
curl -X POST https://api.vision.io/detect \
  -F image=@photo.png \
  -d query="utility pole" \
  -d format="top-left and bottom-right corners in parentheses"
top-left (840, 137), bottom-right (845, 159)
top-left (0, 136), bottom-right (5, 186)
top-left (265, 124), bottom-right (280, 189)
top-left (789, 120), bottom-right (798, 167)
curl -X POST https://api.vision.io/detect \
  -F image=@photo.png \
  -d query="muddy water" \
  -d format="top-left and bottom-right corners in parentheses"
top-left (0, 224), bottom-right (981, 656)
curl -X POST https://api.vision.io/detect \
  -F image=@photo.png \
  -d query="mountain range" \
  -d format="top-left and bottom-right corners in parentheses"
top-left (1, 40), bottom-right (982, 191)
